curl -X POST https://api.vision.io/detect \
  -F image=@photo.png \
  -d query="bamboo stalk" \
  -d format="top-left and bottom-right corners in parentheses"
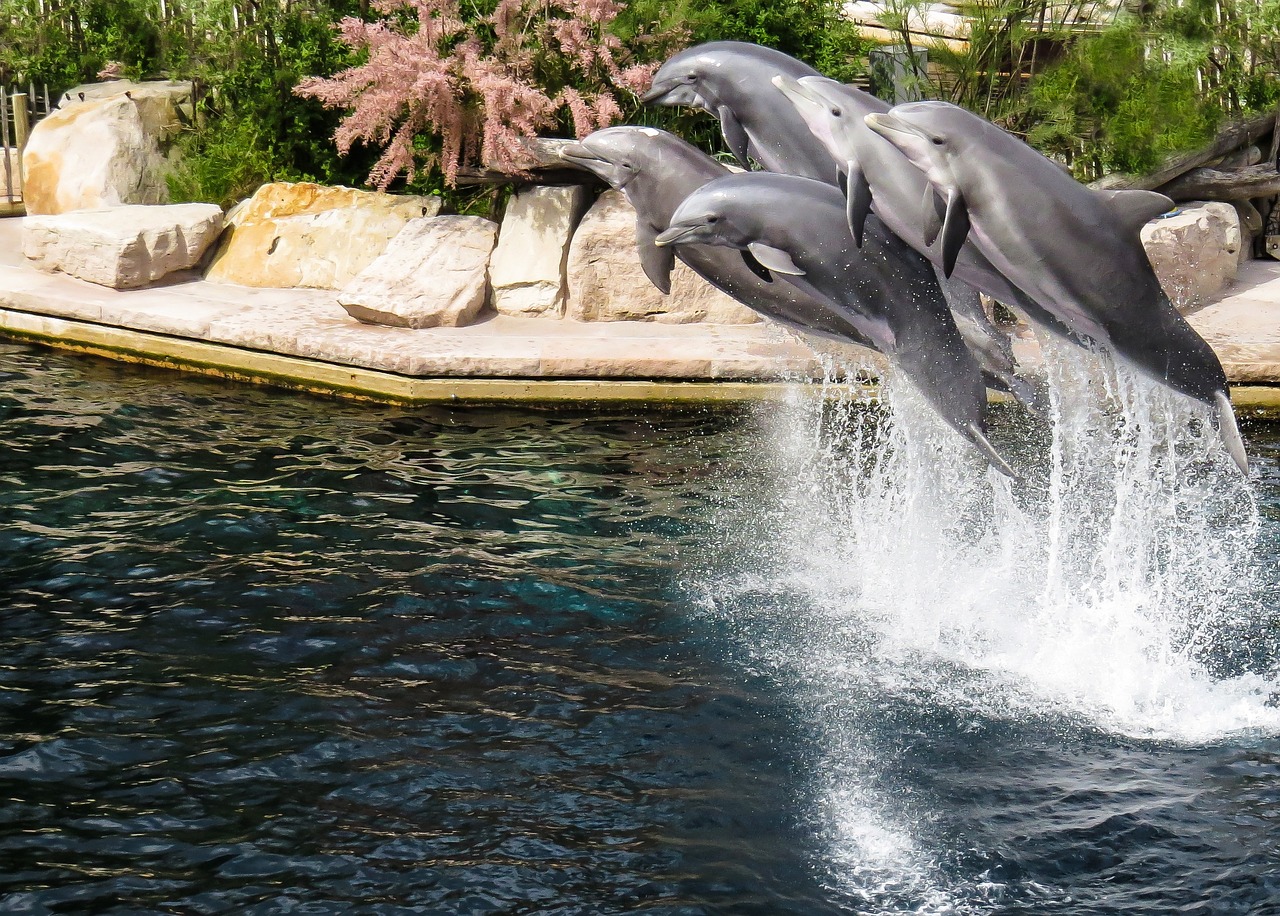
top-left (12, 93), bottom-right (29, 198)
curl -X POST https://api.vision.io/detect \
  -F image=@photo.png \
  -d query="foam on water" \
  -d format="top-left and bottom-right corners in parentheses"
top-left (695, 340), bottom-right (1280, 911)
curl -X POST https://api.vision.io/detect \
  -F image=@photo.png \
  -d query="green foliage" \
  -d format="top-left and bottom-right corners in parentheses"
top-left (1023, 18), bottom-right (1219, 179)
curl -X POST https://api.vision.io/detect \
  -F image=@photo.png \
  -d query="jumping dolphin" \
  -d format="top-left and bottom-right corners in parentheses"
top-left (864, 101), bottom-right (1248, 473)
top-left (558, 127), bottom-right (880, 349)
top-left (771, 73), bottom-right (1054, 409)
top-left (640, 41), bottom-right (833, 179)
top-left (654, 172), bottom-right (1018, 477)
top-left (643, 42), bottom-right (1031, 409)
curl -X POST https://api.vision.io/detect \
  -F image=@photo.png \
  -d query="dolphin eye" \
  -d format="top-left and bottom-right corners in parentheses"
top-left (932, 137), bottom-right (945, 145)
top-left (830, 107), bottom-right (842, 117)
top-left (684, 73), bottom-right (697, 83)
top-left (706, 215), bottom-right (719, 223)
top-left (622, 161), bottom-right (633, 169)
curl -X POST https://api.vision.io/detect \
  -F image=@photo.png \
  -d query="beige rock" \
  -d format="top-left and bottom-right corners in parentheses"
top-left (22, 92), bottom-right (177, 215)
top-left (58, 80), bottom-right (194, 138)
top-left (490, 184), bottom-right (589, 317)
top-left (564, 190), bottom-right (758, 324)
top-left (337, 216), bottom-right (498, 328)
top-left (203, 182), bottom-right (442, 289)
top-left (22, 204), bottom-right (224, 289)
top-left (1142, 200), bottom-right (1241, 311)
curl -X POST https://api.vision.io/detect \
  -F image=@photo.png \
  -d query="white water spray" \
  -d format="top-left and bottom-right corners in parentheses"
top-left (695, 342), bottom-right (1279, 910)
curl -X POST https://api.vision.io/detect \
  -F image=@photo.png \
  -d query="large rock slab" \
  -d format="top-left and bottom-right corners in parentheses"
top-left (21, 85), bottom-right (188, 215)
top-left (565, 190), bottom-right (758, 324)
top-left (338, 216), bottom-right (498, 328)
top-left (22, 204), bottom-right (224, 289)
top-left (1142, 200), bottom-right (1242, 311)
top-left (489, 184), bottom-right (589, 317)
top-left (204, 182), bottom-right (442, 289)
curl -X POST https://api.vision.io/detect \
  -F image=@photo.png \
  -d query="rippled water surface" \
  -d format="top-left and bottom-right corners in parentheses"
top-left (1, 341), bottom-right (1278, 915)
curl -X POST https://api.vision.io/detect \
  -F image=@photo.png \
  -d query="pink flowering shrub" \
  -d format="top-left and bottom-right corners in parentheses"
top-left (295, 0), bottom-right (669, 189)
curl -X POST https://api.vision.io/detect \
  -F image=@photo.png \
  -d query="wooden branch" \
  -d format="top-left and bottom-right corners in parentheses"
top-left (1089, 111), bottom-right (1276, 191)
top-left (1158, 163), bottom-right (1280, 202)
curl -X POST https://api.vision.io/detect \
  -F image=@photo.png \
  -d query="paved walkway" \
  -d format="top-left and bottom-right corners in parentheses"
top-left (1, 217), bottom-right (1278, 405)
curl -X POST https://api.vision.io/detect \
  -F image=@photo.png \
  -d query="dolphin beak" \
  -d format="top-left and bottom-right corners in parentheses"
top-left (864, 111), bottom-right (916, 142)
top-left (771, 73), bottom-right (819, 106)
top-left (640, 79), bottom-right (679, 105)
top-left (653, 224), bottom-right (699, 247)
top-left (559, 142), bottom-right (602, 165)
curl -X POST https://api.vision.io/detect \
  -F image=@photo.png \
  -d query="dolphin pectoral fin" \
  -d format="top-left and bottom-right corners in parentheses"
top-left (747, 242), bottom-right (805, 276)
top-left (636, 223), bottom-right (675, 295)
top-left (718, 105), bottom-right (752, 170)
top-left (741, 248), bottom-right (774, 283)
top-left (1215, 390), bottom-right (1249, 475)
top-left (940, 189), bottom-right (970, 278)
top-left (1097, 189), bottom-right (1176, 235)
top-left (836, 165), bottom-right (848, 197)
top-left (922, 186), bottom-right (945, 247)
top-left (965, 422), bottom-right (1017, 479)
top-left (847, 160), bottom-right (873, 249)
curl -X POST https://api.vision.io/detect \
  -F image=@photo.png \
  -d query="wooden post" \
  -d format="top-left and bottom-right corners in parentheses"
top-left (12, 93), bottom-right (29, 198)
top-left (1, 91), bottom-right (13, 205)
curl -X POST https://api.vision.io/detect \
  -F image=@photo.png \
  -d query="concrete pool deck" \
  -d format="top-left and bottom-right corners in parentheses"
top-left (2, 216), bottom-right (1280, 410)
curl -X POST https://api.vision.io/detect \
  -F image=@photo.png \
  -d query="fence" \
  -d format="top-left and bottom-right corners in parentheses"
top-left (2, 85), bottom-right (51, 215)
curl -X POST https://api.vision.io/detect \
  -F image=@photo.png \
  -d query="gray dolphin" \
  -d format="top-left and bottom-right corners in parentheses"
top-left (558, 126), bottom-right (880, 349)
top-left (641, 41), bottom-right (832, 180)
top-left (772, 74), bottom-right (1077, 350)
top-left (864, 101), bottom-right (1247, 473)
top-left (653, 172), bottom-right (1017, 477)
top-left (643, 42), bottom-right (1032, 409)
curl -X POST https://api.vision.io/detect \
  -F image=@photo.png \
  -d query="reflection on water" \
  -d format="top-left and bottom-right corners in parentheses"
top-left (0, 342), bottom-right (1278, 915)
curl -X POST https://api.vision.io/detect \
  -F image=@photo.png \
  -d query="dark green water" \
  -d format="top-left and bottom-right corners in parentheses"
top-left (0, 342), bottom-right (1277, 915)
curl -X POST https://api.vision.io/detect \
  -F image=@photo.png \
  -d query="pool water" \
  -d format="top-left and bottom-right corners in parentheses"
top-left (0, 341), bottom-right (1277, 915)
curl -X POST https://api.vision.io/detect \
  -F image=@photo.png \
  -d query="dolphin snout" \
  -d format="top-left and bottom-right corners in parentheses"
top-left (559, 142), bottom-right (601, 164)
top-left (653, 224), bottom-right (700, 247)
top-left (640, 79), bottom-right (680, 104)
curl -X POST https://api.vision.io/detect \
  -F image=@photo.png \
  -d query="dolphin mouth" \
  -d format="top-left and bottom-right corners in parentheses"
top-left (864, 111), bottom-right (921, 141)
top-left (653, 224), bottom-right (701, 247)
top-left (640, 79), bottom-right (681, 105)
top-left (771, 73), bottom-right (821, 107)
top-left (559, 142), bottom-right (603, 165)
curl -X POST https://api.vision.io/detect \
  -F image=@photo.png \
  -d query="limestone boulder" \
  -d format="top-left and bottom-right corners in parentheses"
top-left (204, 182), bottom-right (442, 289)
top-left (338, 216), bottom-right (498, 329)
top-left (489, 184), bottom-right (589, 317)
top-left (1141, 200), bottom-right (1241, 311)
top-left (21, 87), bottom-right (187, 215)
top-left (565, 191), bottom-right (758, 324)
top-left (22, 204), bottom-right (224, 289)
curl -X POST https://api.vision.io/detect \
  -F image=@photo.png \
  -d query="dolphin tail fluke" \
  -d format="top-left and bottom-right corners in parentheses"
top-left (1215, 390), bottom-right (1249, 475)
top-left (964, 422), bottom-right (1017, 479)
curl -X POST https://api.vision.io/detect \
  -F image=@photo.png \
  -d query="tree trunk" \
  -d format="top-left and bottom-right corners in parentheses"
top-left (1158, 163), bottom-right (1280, 201)
top-left (1089, 111), bottom-right (1276, 191)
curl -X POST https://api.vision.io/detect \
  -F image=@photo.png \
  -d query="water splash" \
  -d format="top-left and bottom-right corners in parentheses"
top-left (695, 342), bottom-right (1280, 911)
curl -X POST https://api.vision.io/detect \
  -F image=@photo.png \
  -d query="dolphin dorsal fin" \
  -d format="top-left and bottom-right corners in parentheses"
top-left (636, 222), bottom-right (676, 295)
top-left (1096, 189), bottom-right (1175, 234)
top-left (718, 105), bottom-right (752, 170)
top-left (747, 242), bottom-right (805, 276)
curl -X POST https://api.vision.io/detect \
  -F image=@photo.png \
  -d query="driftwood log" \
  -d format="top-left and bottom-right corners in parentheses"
top-left (1089, 111), bottom-right (1276, 191)
top-left (1158, 163), bottom-right (1280, 202)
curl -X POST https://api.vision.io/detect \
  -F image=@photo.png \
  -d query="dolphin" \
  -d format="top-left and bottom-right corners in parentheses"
top-left (653, 172), bottom-right (1018, 477)
top-left (772, 74), bottom-right (1077, 349)
top-left (558, 126), bottom-right (880, 349)
top-left (863, 100), bottom-right (1248, 473)
top-left (643, 42), bottom-right (1033, 409)
top-left (641, 41), bottom-right (833, 180)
